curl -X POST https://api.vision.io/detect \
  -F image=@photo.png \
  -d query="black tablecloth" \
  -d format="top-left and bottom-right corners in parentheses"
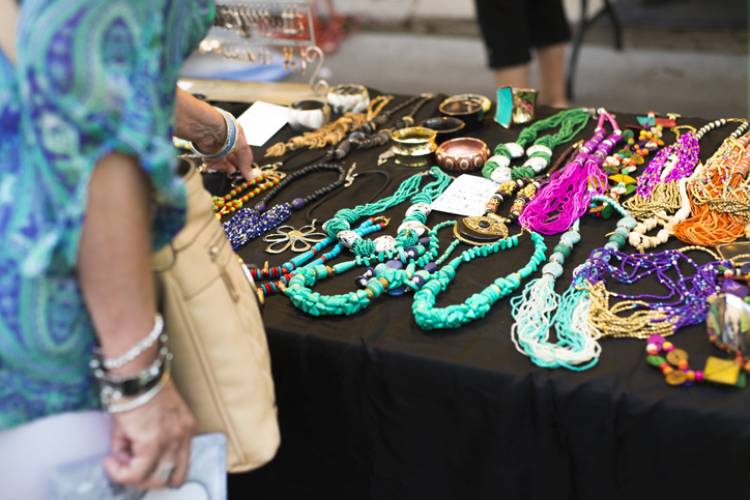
top-left (220, 95), bottom-right (750, 500)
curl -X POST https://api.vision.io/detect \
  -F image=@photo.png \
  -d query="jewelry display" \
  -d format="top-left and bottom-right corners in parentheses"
top-left (253, 217), bottom-right (389, 300)
top-left (435, 137), bottom-right (490, 173)
top-left (252, 169), bottom-right (442, 298)
top-left (446, 93), bottom-right (493, 114)
top-left (284, 221), bottom-right (458, 316)
top-left (578, 247), bottom-right (724, 340)
top-left (672, 129), bottom-right (750, 246)
top-left (495, 86), bottom-right (539, 128)
top-left (481, 108), bottom-right (590, 193)
top-left (588, 124), bottom-right (666, 218)
top-left (265, 94), bottom-right (394, 157)
top-left (624, 120), bottom-right (748, 251)
top-left (412, 230), bottom-right (547, 330)
top-left (520, 109), bottom-right (622, 235)
top-left (223, 163), bottom-right (346, 249)
top-left (388, 127), bottom-right (438, 167)
top-left (646, 334), bottom-right (746, 388)
top-left (208, 3), bottom-right (328, 94)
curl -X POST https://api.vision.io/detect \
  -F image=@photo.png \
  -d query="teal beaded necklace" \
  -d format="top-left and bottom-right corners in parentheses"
top-left (284, 169), bottom-right (454, 316)
top-left (411, 231), bottom-right (547, 330)
top-left (284, 221), bottom-right (459, 316)
top-left (509, 195), bottom-right (637, 370)
top-left (322, 166), bottom-right (453, 257)
top-left (482, 108), bottom-right (592, 185)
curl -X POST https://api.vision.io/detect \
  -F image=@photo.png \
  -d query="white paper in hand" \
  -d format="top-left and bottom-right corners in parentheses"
top-left (48, 433), bottom-right (227, 500)
top-left (236, 101), bottom-right (289, 147)
top-left (431, 174), bottom-right (499, 217)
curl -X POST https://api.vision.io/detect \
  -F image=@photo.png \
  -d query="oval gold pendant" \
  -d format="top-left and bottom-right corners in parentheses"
top-left (455, 213), bottom-right (509, 245)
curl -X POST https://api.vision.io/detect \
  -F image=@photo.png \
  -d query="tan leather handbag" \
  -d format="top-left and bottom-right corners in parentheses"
top-left (153, 162), bottom-right (280, 473)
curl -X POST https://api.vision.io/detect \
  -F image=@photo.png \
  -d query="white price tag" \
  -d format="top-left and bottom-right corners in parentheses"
top-left (236, 101), bottom-right (289, 147)
top-left (431, 174), bottom-right (499, 217)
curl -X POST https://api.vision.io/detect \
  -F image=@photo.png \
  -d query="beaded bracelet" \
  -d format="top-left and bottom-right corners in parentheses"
top-left (95, 314), bottom-right (164, 370)
top-left (213, 172), bottom-right (284, 217)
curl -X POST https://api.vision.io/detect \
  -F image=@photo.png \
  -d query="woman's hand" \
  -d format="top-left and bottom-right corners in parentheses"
top-left (175, 88), bottom-right (258, 180)
top-left (103, 379), bottom-right (197, 490)
top-left (194, 117), bottom-right (258, 180)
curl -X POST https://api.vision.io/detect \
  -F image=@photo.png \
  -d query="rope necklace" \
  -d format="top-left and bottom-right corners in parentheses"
top-left (265, 95), bottom-right (394, 157)
top-left (223, 163), bottom-right (345, 250)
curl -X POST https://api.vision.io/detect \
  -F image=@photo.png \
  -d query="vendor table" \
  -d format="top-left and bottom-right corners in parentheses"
top-left (220, 94), bottom-right (750, 500)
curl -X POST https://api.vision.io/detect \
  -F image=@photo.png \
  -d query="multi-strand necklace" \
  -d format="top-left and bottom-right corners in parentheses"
top-left (624, 119), bottom-right (749, 251)
top-left (510, 195), bottom-right (636, 370)
top-left (673, 129), bottom-right (750, 246)
top-left (251, 168), bottom-right (448, 299)
top-left (520, 108), bottom-right (622, 235)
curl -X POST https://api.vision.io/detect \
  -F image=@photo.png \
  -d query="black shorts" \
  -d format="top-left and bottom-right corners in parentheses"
top-left (474, 0), bottom-right (571, 68)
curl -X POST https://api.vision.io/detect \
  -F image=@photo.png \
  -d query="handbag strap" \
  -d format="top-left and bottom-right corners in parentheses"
top-left (0, 0), bottom-right (19, 63)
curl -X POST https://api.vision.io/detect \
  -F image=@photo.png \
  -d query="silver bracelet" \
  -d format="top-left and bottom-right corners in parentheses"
top-left (100, 314), bottom-right (164, 370)
top-left (106, 372), bottom-right (170, 414)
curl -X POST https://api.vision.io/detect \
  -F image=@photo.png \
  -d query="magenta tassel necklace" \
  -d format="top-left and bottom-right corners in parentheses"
top-left (519, 109), bottom-right (622, 235)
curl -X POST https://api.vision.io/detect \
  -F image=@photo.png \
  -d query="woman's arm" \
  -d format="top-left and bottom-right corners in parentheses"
top-left (78, 152), bottom-right (195, 489)
top-left (174, 88), bottom-right (256, 179)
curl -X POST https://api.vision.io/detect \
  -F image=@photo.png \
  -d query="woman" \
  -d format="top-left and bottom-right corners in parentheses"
top-left (474, 0), bottom-right (571, 107)
top-left (0, 0), bottom-right (253, 496)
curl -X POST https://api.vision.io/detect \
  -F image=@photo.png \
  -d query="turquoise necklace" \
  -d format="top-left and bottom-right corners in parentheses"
top-left (284, 169), bottom-right (454, 316)
top-left (412, 231), bottom-right (547, 330)
top-left (284, 221), bottom-right (459, 316)
top-left (322, 166), bottom-right (453, 257)
top-left (509, 195), bottom-right (636, 370)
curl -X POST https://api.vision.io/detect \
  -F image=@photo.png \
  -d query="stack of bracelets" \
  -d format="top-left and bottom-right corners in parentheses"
top-left (91, 315), bottom-right (172, 413)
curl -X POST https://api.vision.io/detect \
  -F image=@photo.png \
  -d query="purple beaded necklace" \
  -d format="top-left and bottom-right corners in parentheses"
top-left (519, 109), bottom-right (622, 235)
top-left (577, 247), bottom-right (724, 330)
top-left (636, 132), bottom-right (700, 197)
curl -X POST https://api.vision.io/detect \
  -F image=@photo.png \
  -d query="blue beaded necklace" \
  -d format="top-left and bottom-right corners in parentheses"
top-left (224, 163), bottom-right (346, 250)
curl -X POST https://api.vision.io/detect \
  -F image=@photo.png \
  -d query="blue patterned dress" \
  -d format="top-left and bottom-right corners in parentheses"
top-left (0, 0), bottom-right (213, 429)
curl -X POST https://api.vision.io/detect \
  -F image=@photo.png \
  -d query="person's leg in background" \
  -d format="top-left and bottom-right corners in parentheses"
top-left (530, 0), bottom-right (572, 107)
top-left (474, 0), bottom-right (532, 90)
